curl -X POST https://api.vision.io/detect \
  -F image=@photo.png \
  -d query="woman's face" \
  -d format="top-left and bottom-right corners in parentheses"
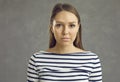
top-left (52, 11), bottom-right (79, 46)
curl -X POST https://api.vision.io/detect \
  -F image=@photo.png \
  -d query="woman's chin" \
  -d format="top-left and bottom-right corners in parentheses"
top-left (59, 42), bottom-right (72, 46)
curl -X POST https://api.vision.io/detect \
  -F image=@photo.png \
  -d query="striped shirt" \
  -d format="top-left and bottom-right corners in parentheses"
top-left (27, 51), bottom-right (102, 82)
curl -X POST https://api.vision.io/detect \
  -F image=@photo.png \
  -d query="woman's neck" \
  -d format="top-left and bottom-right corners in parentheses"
top-left (47, 43), bottom-right (84, 54)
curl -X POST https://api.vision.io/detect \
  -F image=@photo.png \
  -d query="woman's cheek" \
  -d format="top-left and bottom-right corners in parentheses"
top-left (71, 31), bottom-right (78, 39)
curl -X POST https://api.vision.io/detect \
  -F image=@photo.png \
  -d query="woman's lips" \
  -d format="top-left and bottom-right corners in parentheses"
top-left (61, 38), bottom-right (70, 41)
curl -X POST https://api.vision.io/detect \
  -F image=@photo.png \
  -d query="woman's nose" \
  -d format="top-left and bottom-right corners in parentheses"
top-left (62, 26), bottom-right (69, 35)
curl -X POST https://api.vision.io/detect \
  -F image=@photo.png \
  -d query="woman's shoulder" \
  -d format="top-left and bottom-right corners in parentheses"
top-left (30, 50), bottom-right (45, 57)
top-left (32, 49), bottom-right (99, 57)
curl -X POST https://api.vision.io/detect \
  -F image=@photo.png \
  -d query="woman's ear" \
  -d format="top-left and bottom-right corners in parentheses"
top-left (77, 23), bottom-right (80, 30)
top-left (78, 23), bottom-right (81, 27)
top-left (49, 24), bottom-right (54, 33)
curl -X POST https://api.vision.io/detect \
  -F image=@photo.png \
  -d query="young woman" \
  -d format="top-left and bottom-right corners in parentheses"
top-left (27, 3), bottom-right (102, 82)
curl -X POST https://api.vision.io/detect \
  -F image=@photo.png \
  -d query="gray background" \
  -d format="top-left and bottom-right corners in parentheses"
top-left (0, 0), bottom-right (119, 82)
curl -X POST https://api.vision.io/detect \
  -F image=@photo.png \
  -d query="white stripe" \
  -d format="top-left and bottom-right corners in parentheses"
top-left (36, 62), bottom-right (94, 67)
top-left (37, 58), bottom-right (97, 63)
top-left (90, 71), bottom-right (102, 76)
top-left (36, 54), bottom-right (97, 59)
top-left (90, 76), bottom-right (102, 80)
top-left (41, 75), bottom-right (88, 80)
top-left (40, 72), bottom-right (89, 76)
top-left (27, 76), bottom-right (39, 81)
top-left (27, 67), bottom-right (37, 74)
top-left (40, 80), bottom-right (89, 82)
top-left (27, 72), bottom-right (38, 78)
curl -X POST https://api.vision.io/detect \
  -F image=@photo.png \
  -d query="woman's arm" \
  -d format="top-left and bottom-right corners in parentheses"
top-left (89, 55), bottom-right (102, 82)
top-left (27, 54), bottom-right (39, 82)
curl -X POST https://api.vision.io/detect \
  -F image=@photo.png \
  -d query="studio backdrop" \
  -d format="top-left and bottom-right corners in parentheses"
top-left (0, 0), bottom-right (120, 82)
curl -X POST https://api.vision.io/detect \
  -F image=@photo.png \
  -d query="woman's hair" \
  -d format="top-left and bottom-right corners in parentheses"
top-left (49, 3), bottom-right (84, 50)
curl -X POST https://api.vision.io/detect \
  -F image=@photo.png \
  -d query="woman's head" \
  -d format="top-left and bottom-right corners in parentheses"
top-left (49, 3), bottom-right (84, 50)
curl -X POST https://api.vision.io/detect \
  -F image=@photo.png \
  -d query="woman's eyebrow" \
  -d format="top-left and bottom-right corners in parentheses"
top-left (56, 21), bottom-right (77, 23)
top-left (55, 21), bottom-right (63, 23)
top-left (67, 21), bottom-right (77, 23)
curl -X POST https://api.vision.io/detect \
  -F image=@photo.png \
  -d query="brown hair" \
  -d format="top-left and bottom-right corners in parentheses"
top-left (49, 3), bottom-right (84, 50)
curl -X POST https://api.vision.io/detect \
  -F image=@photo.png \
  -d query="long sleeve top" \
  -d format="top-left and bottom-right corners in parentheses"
top-left (27, 51), bottom-right (102, 82)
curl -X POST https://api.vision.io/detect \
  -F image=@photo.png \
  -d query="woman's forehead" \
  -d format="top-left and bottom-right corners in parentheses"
top-left (53, 12), bottom-right (78, 24)
top-left (54, 11), bottom-right (78, 22)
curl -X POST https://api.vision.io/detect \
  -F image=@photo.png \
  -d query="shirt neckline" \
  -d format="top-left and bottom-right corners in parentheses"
top-left (40, 50), bottom-right (91, 55)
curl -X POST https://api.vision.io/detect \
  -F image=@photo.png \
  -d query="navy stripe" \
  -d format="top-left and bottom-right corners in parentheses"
top-left (89, 79), bottom-right (102, 81)
top-left (36, 52), bottom-right (95, 56)
top-left (28, 62), bottom-right (36, 67)
top-left (90, 75), bottom-right (102, 78)
top-left (28, 67), bottom-right (35, 71)
top-left (34, 56), bottom-right (98, 60)
top-left (91, 70), bottom-right (102, 73)
top-left (27, 80), bottom-right (34, 82)
top-left (39, 69), bottom-right (91, 73)
top-left (35, 61), bottom-right (99, 64)
top-left (40, 77), bottom-right (88, 81)
top-left (27, 75), bottom-right (39, 79)
top-left (40, 74), bottom-right (88, 77)
top-left (27, 71), bottom-right (38, 75)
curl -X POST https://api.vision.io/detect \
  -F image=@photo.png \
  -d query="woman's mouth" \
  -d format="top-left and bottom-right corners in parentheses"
top-left (61, 38), bottom-right (70, 41)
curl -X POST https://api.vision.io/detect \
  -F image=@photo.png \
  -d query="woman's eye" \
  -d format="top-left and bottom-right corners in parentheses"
top-left (70, 24), bottom-right (75, 28)
top-left (55, 24), bottom-right (62, 27)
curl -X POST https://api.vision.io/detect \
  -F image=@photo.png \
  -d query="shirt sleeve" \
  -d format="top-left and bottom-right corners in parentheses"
top-left (27, 54), bottom-right (39, 82)
top-left (89, 55), bottom-right (102, 82)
